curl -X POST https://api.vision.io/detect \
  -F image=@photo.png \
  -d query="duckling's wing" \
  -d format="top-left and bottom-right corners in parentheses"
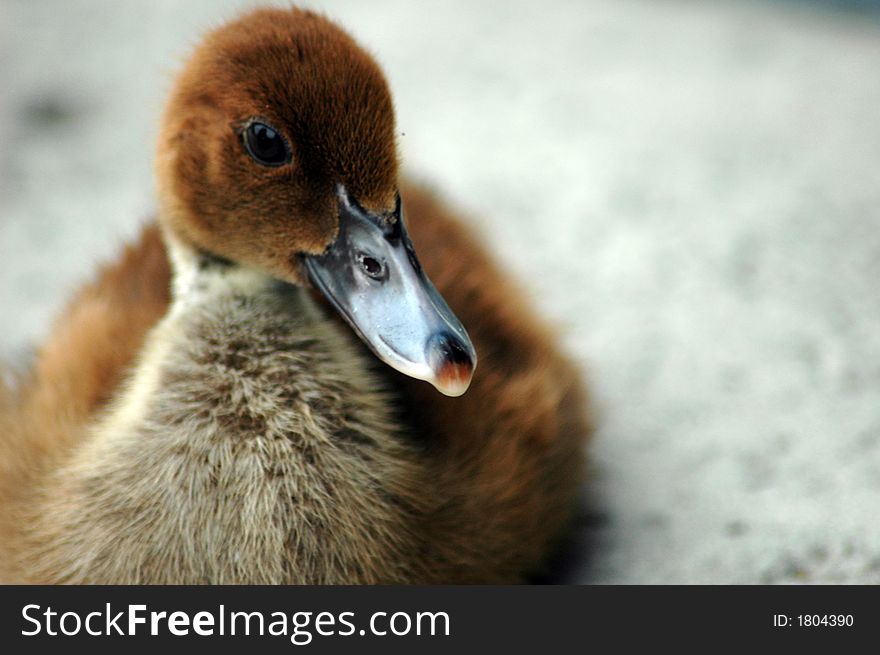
top-left (391, 180), bottom-right (592, 582)
top-left (30, 223), bottom-right (171, 422)
top-left (0, 223), bottom-right (171, 569)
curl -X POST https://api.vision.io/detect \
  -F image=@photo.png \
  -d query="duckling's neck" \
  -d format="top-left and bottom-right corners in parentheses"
top-left (27, 237), bottom-right (426, 584)
top-left (166, 236), bottom-right (269, 301)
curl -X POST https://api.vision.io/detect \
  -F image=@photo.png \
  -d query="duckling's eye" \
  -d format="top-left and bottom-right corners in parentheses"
top-left (243, 121), bottom-right (291, 167)
top-left (357, 253), bottom-right (387, 281)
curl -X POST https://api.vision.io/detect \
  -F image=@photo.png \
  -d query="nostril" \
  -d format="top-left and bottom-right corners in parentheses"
top-left (356, 253), bottom-right (386, 280)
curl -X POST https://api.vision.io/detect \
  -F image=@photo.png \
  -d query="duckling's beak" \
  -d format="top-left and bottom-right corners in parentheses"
top-left (302, 185), bottom-right (476, 396)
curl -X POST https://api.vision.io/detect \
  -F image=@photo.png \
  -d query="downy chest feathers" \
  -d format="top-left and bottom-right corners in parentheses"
top-left (25, 262), bottom-right (430, 584)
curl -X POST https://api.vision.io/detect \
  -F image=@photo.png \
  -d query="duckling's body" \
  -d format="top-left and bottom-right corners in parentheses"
top-left (0, 9), bottom-right (589, 584)
top-left (16, 252), bottom-right (430, 584)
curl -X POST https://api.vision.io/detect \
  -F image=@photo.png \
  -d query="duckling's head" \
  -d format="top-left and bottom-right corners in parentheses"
top-left (155, 7), bottom-right (474, 396)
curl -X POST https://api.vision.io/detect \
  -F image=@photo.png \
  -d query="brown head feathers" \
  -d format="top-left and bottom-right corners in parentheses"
top-left (156, 8), bottom-right (399, 283)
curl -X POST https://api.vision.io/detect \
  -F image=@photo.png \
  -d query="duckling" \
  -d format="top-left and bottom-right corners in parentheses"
top-left (0, 7), bottom-right (590, 584)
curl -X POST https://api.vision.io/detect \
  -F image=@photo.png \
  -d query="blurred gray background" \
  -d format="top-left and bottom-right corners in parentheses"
top-left (2, 0), bottom-right (880, 583)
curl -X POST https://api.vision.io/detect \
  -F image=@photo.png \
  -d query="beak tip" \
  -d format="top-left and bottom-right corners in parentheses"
top-left (426, 332), bottom-right (476, 397)
top-left (433, 360), bottom-right (475, 397)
